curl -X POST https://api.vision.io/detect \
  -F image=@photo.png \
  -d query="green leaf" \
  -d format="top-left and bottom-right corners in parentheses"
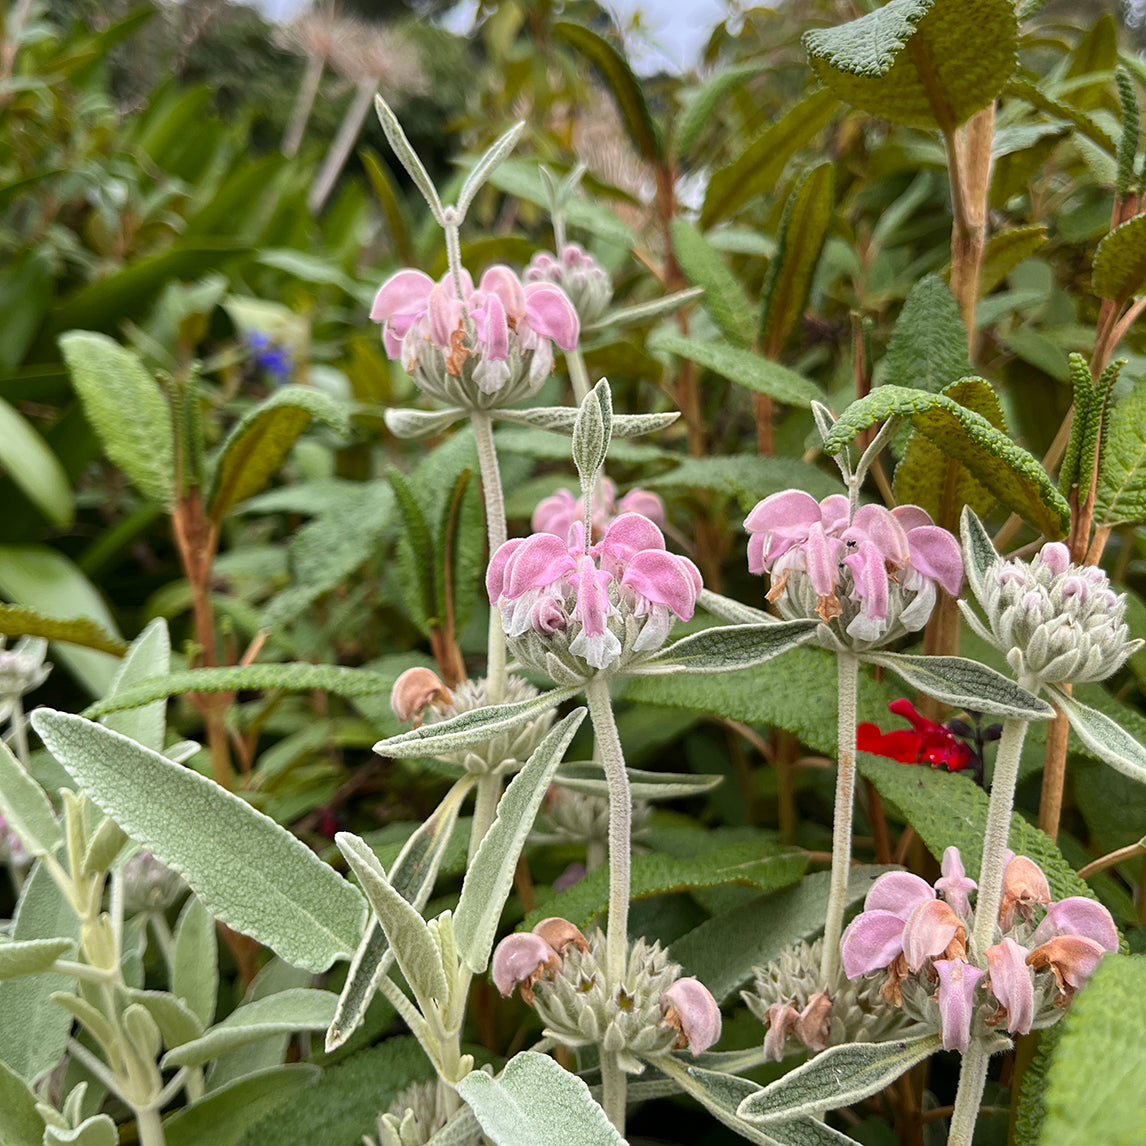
top-left (0, 1061), bottom-right (46, 1146)
top-left (163, 990), bottom-right (339, 1069)
top-left (1060, 354), bottom-right (1094, 496)
top-left (495, 407), bottom-right (679, 439)
top-left (455, 711), bottom-right (586, 973)
top-left (642, 455), bottom-right (842, 511)
top-left (164, 1065), bottom-right (321, 1146)
top-left (1095, 377), bottom-right (1146, 526)
top-left (1012, 1025), bottom-right (1060, 1146)
top-left (628, 621), bottom-right (820, 675)
top-left (759, 162), bottom-right (834, 357)
top-left (701, 89), bottom-right (837, 228)
top-left (387, 465), bottom-right (437, 632)
top-left (384, 407), bottom-right (465, 440)
top-left (101, 618), bottom-right (170, 752)
top-left (0, 739), bottom-right (63, 860)
top-left (978, 226), bottom-right (1049, 297)
top-left (671, 220), bottom-right (755, 347)
top-left (863, 652), bottom-right (1054, 719)
top-left (648, 331), bottom-right (823, 408)
top-left (457, 122), bottom-right (525, 220)
top-left (0, 606), bottom-right (125, 657)
top-left (0, 938), bottom-right (74, 980)
top-left (959, 505), bottom-right (999, 608)
top-left (58, 331), bottom-right (174, 505)
top-left (334, 833), bottom-right (449, 1011)
top-left (1049, 687), bottom-right (1146, 785)
top-left (31, 711), bottom-right (367, 973)
top-left (804, 0), bottom-right (1018, 132)
top-left (456, 1051), bottom-right (625, 1146)
top-left (738, 1035), bottom-right (945, 1123)
top-left (172, 894), bottom-right (218, 1027)
top-left (583, 288), bottom-right (702, 333)
top-left (883, 275), bottom-right (971, 393)
top-left (1040, 955), bottom-right (1146, 1146)
top-left (554, 762), bottom-right (722, 801)
top-left (1093, 213), bottom-right (1146, 303)
top-left (572, 380), bottom-right (612, 489)
top-left (208, 387), bottom-right (348, 521)
top-left (553, 23), bottom-right (662, 163)
top-left (675, 65), bottom-right (762, 160)
top-left (523, 842), bottom-right (808, 931)
top-left (824, 385), bottom-right (1071, 538)
top-left (80, 816), bottom-right (128, 875)
top-left (44, 1113), bottom-right (118, 1146)
top-left (0, 397), bottom-right (72, 526)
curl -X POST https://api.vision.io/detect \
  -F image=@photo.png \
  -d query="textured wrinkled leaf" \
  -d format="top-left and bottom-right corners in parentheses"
top-left (1095, 378), bottom-right (1146, 526)
top-left (648, 331), bottom-right (822, 408)
top-left (696, 589), bottom-right (772, 626)
top-left (496, 406), bottom-right (678, 439)
top-left (387, 465), bottom-right (437, 632)
top-left (0, 397), bottom-right (72, 526)
top-left (628, 621), bottom-right (820, 675)
top-left (671, 220), bottom-right (754, 347)
top-left (759, 163), bottom-right (834, 356)
top-left (0, 1060), bottom-right (47, 1146)
top-left (0, 938), bottom-right (74, 980)
top-left (1050, 688), bottom-right (1146, 784)
top-left (643, 455), bottom-right (842, 510)
top-left (0, 606), bottom-right (125, 656)
top-left (208, 387), bottom-right (348, 520)
top-left (572, 381), bottom-right (611, 487)
top-left (804, 0), bottom-right (1018, 131)
top-left (554, 762), bottom-right (722, 801)
top-left (58, 331), bottom-right (174, 504)
top-left (864, 652), bottom-right (1053, 719)
top-left (1093, 213), bottom-right (1146, 302)
top-left (1040, 955), bottom-right (1146, 1146)
top-left (883, 275), bottom-right (971, 393)
top-left (163, 990), bottom-right (338, 1069)
top-left (701, 89), bottom-right (837, 228)
top-left (457, 1051), bottom-right (625, 1146)
top-left (372, 685), bottom-right (579, 760)
top-left (456, 710), bottom-right (585, 973)
top-left (384, 407), bottom-right (465, 440)
top-left (737, 1035), bottom-right (943, 1122)
top-left (1013, 1025), bottom-right (1060, 1146)
top-left (31, 711), bottom-right (367, 972)
top-left (102, 617), bottom-right (169, 752)
top-left (523, 843), bottom-right (808, 931)
top-left (824, 385), bottom-right (1070, 537)
top-left (979, 226), bottom-right (1049, 297)
top-left (172, 894), bottom-right (218, 1027)
top-left (0, 739), bottom-right (63, 859)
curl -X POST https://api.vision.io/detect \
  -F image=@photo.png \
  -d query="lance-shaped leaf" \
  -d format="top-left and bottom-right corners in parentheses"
top-left (102, 616), bottom-right (170, 752)
top-left (58, 331), bottom-right (174, 505)
top-left (0, 1061), bottom-right (43, 1146)
top-left (457, 122), bottom-right (525, 221)
top-left (824, 385), bottom-right (1070, 537)
top-left (326, 778), bottom-right (471, 1051)
top-left (120, 988), bottom-right (203, 1051)
top-left (572, 378), bottom-right (613, 489)
top-left (374, 95), bottom-right (443, 223)
top-left (0, 938), bottom-right (74, 981)
top-left (31, 710), bottom-right (367, 973)
top-left (737, 1034), bottom-right (943, 1123)
top-left (959, 505), bottom-right (1000, 607)
top-left (1048, 686), bottom-right (1146, 785)
top-left (675, 64), bottom-right (761, 160)
top-left (648, 331), bottom-right (823, 408)
top-left (372, 685), bottom-right (580, 759)
top-left (883, 276), bottom-right (971, 395)
top-left (496, 406), bottom-right (679, 438)
top-left (0, 397), bottom-right (72, 527)
top-left (1095, 377), bottom-right (1146, 527)
top-left (697, 588), bottom-right (773, 626)
top-left (208, 387), bottom-right (348, 521)
top-left (759, 162), bottom-right (834, 357)
top-left (1093, 213), bottom-right (1146, 303)
top-left (384, 407), bottom-right (466, 440)
top-left (804, 0), bottom-right (1018, 132)
top-left (455, 710), bottom-right (585, 973)
top-left (172, 894), bottom-right (218, 1027)
top-left (0, 606), bottom-right (125, 656)
top-left (584, 288), bottom-right (703, 333)
top-left (0, 739), bottom-right (63, 860)
top-left (334, 832), bottom-right (449, 1012)
top-left (163, 990), bottom-right (339, 1069)
top-left (671, 219), bottom-right (754, 347)
top-left (554, 761), bottom-right (722, 801)
top-left (628, 620), bottom-right (821, 676)
top-left (456, 1051), bottom-right (626, 1146)
top-left (863, 652), bottom-right (1054, 719)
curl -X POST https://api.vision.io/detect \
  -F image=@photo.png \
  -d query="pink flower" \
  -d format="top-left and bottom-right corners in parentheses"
top-left (985, 938), bottom-right (1034, 1036)
top-left (934, 847), bottom-right (977, 917)
top-left (934, 960), bottom-right (983, 1054)
top-left (660, 977), bottom-right (722, 1056)
top-left (492, 933), bottom-right (561, 1004)
top-left (532, 479), bottom-right (665, 545)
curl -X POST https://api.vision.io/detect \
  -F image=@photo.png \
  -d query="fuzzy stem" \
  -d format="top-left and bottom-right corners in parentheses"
top-left (468, 774), bottom-right (502, 863)
top-left (9, 696), bottom-right (29, 767)
top-left (443, 220), bottom-right (468, 308)
top-left (471, 413), bottom-right (507, 705)
top-left (947, 1037), bottom-right (991, 1146)
top-left (821, 651), bottom-right (859, 982)
top-left (567, 346), bottom-right (592, 404)
top-left (601, 1049), bottom-right (626, 1133)
top-left (136, 1105), bottom-right (166, 1146)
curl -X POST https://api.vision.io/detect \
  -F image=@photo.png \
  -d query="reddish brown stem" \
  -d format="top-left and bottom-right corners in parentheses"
top-left (1038, 691), bottom-right (1070, 842)
top-left (863, 778), bottom-right (893, 865)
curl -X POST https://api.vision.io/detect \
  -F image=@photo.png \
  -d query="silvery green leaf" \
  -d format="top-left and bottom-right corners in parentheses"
top-left (572, 379), bottom-right (612, 488)
top-left (0, 1060), bottom-right (40, 1146)
top-left (374, 95), bottom-right (443, 222)
top-left (172, 894), bottom-right (218, 1027)
top-left (326, 778), bottom-right (471, 1051)
top-left (583, 287), bottom-right (704, 332)
top-left (424, 1104), bottom-right (482, 1146)
top-left (455, 710), bottom-right (585, 973)
top-left (162, 989), bottom-right (338, 1069)
top-left (495, 407), bottom-right (678, 439)
top-left (554, 762), bottom-right (722, 800)
top-left (80, 816), bottom-right (127, 875)
top-left (334, 832), bottom-right (449, 1013)
top-left (626, 621), bottom-right (820, 675)
top-left (43, 1113), bottom-right (118, 1146)
top-left (456, 1052), bottom-right (626, 1146)
top-left (457, 122), bottom-right (526, 220)
top-left (0, 739), bottom-right (62, 860)
top-left (863, 653), bottom-right (1054, 719)
top-left (960, 505), bottom-right (1001, 606)
top-left (1049, 686), bottom-right (1146, 783)
top-left (736, 1034), bottom-right (943, 1123)
top-left (372, 684), bottom-right (580, 759)
top-left (0, 938), bottom-right (74, 980)
top-left (384, 407), bottom-right (466, 440)
top-left (31, 710), bottom-right (367, 973)
top-left (101, 617), bottom-right (169, 751)
top-left (697, 588), bottom-right (773, 625)
top-left (120, 987), bottom-right (203, 1051)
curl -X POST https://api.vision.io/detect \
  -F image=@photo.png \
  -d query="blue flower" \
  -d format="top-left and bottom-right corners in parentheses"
top-left (248, 332), bottom-right (293, 384)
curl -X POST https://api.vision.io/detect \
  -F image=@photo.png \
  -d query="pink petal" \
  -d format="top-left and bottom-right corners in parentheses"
top-left (934, 960), bottom-right (983, 1054)
top-left (986, 938), bottom-right (1034, 1036)
top-left (532, 490), bottom-right (580, 539)
top-left (479, 265), bottom-right (527, 316)
top-left (370, 268), bottom-right (434, 322)
top-left (847, 504), bottom-right (911, 566)
top-left (623, 550), bottom-right (702, 620)
top-left (806, 522), bottom-right (843, 598)
top-left (660, 977), bottom-right (722, 1056)
top-left (428, 281), bottom-right (463, 349)
top-left (934, 846), bottom-right (976, 918)
top-left (491, 932), bottom-right (559, 998)
top-left (844, 539), bottom-right (889, 619)
top-left (617, 488), bottom-right (665, 527)
top-left (901, 899), bottom-right (963, 972)
top-left (906, 526), bottom-right (964, 596)
top-left (744, 490), bottom-right (822, 536)
top-left (487, 538), bottom-right (525, 603)
top-left (819, 494), bottom-right (851, 533)
top-left (572, 555), bottom-right (612, 637)
top-left (1036, 542), bottom-right (1071, 577)
top-left (597, 512), bottom-right (666, 567)
top-left (864, 871), bottom-right (936, 918)
top-left (523, 282), bottom-right (580, 350)
top-left (891, 504), bottom-right (934, 532)
top-left (840, 909), bottom-right (907, 978)
top-left (474, 291), bottom-right (509, 361)
top-left (1038, 898), bottom-right (1119, 952)
top-left (1027, 935), bottom-right (1105, 991)
top-left (503, 534), bottom-right (577, 598)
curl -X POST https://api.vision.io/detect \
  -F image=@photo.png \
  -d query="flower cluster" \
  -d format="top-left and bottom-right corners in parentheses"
top-left (525, 243), bottom-right (613, 325)
top-left (962, 540), bottom-right (1143, 686)
top-left (744, 492), bottom-right (963, 650)
top-left (532, 477), bottom-right (664, 541)
top-left (371, 265), bottom-right (579, 409)
top-left (0, 636), bottom-right (50, 723)
top-left (487, 512), bottom-right (701, 680)
top-left (370, 1079), bottom-right (489, 1146)
top-left (492, 918), bottom-right (721, 1068)
top-left (840, 849), bottom-right (1117, 1053)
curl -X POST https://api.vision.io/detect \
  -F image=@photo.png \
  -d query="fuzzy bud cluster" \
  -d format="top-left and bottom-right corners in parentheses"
top-left (0, 636), bottom-right (51, 722)
top-left (369, 1080), bottom-right (488, 1146)
top-left (122, 850), bottom-right (185, 914)
top-left (532, 477), bottom-right (665, 542)
top-left (839, 848), bottom-right (1118, 1054)
top-left (525, 243), bottom-right (613, 325)
top-left (962, 541), bottom-right (1142, 686)
top-left (536, 786), bottom-right (652, 851)
top-left (492, 918), bottom-right (721, 1069)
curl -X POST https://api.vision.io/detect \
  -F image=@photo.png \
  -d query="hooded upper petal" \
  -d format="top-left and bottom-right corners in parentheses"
top-left (864, 871), bottom-right (936, 918)
top-left (370, 268), bottom-right (434, 322)
top-left (934, 960), bottom-right (984, 1054)
top-left (622, 550), bottom-right (702, 621)
top-left (986, 938), bottom-right (1034, 1036)
top-left (503, 534), bottom-right (577, 598)
top-left (523, 282), bottom-right (580, 350)
top-left (840, 909), bottom-right (908, 978)
top-left (906, 525), bottom-right (964, 596)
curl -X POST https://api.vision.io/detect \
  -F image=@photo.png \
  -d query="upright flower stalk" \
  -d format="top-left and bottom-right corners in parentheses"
top-left (822, 651), bottom-right (858, 981)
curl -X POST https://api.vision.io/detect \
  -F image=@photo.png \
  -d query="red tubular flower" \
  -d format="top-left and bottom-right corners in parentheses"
top-left (857, 699), bottom-right (974, 772)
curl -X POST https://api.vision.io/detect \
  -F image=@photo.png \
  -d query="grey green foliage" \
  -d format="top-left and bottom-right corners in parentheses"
top-left (1048, 687), bottom-right (1146, 784)
top-left (0, 739), bottom-right (63, 859)
top-left (630, 620), bottom-right (821, 675)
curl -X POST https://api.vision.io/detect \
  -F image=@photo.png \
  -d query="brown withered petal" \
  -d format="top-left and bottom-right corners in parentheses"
top-left (999, 855), bottom-right (1052, 930)
top-left (794, 991), bottom-right (833, 1052)
top-left (1026, 935), bottom-right (1105, 996)
top-left (901, 899), bottom-right (965, 972)
top-left (880, 952), bottom-right (909, 1006)
top-left (390, 667), bottom-right (451, 726)
top-left (531, 916), bottom-right (591, 955)
top-left (763, 1003), bottom-right (800, 1062)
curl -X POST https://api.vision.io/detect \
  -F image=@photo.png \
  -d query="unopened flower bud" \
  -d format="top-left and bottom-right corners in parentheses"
top-left (122, 850), bottom-right (184, 913)
top-left (491, 932), bottom-right (560, 1004)
top-left (525, 244), bottom-right (613, 325)
top-left (660, 977), bottom-right (722, 1056)
top-left (390, 667), bottom-right (451, 726)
